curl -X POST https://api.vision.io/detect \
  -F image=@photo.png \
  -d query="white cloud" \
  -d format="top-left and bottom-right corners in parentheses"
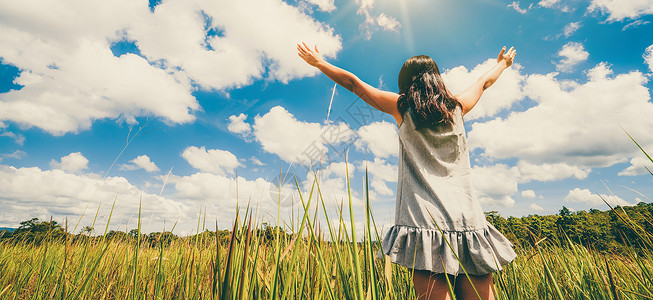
top-left (555, 42), bottom-right (589, 72)
top-left (320, 161), bottom-right (356, 178)
top-left (181, 146), bottom-right (242, 175)
top-left (465, 60), bottom-right (653, 206)
top-left (622, 20), bottom-right (650, 31)
top-left (471, 164), bottom-right (518, 207)
top-left (565, 188), bottom-right (632, 206)
top-left (471, 161), bottom-right (593, 207)
top-left (0, 150), bottom-right (26, 162)
top-left (357, 158), bottom-right (397, 197)
top-left (252, 106), bottom-right (355, 164)
top-left (588, 0), bottom-right (653, 22)
top-left (0, 40), bottom-right (198, 135)
top-left (253, 106), bottom-right (322, 163)
top-left (644, 44), bottom-right (653, 72)
top-left (517, 161), bottom-right (589, 182)
top-left (562, 22), bottom-right (582, 37)
top-left (462, 59), bottom-right (652, 206)
top-left (50, 152), bottom-right (89, 173)
top-left (443, 59), bottom-right (525, 120)
top-left (508, 1), bottom-right (531, 14)
top-left (355, 0), bottom-right (401, 39)
top-left (0, 0), bottom-right (341, 135)
top-left (538, 0), bottom-right (559, 8)
top-left (119, 155), bottom-right (160, 173)
top-left (355, 121), bottom-right (399, 158)
top-left (538, 0), bottom-right (569, 11)
top-left (171, 172), bottom-right (273, 207)
top-left (468, 63), bottom-right (653, 169)
top-left (376, 13), bottom-right (400, 32)
top-left (302, 0), bottom-right (336, 12)
top-left (130, 0), bottom-right (342, 87)
top-left (357, 0), bottom-right (374, 11)
top-left (618, 156), bottom-right (652, 176)
top-left (227, 113), bottom-right (252, 137)
top-left (529, 203), bottom-right (544, 211)
top-left (521, 190), bottom-right (537, 198)
top-left (250, 156), bottom-right (265, 166)
top-left (171, 172), bottom-right (292, 234)
top-left (545, 22), bottom-right (582, 40)
top-left (305, 162), bottom-right (363, 207)
top-left (0, 131), bottom-right (25, 145)
top-left (0, 164), bottom-right (188, 233)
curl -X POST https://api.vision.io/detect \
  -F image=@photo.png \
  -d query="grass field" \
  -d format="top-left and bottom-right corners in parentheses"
top-left (1, 226), bottom-right (653, 300)
top-left (1, 171), bottom-right (653, 300)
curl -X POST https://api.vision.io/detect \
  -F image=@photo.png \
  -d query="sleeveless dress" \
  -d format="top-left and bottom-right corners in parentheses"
top-left (381, 106), bottom-right (517, 275)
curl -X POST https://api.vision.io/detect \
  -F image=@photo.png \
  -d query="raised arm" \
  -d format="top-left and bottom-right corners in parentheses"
top-left (455, 46), bottom-right (516, 116)
top-left (297, 42), bottom-right (402, 124)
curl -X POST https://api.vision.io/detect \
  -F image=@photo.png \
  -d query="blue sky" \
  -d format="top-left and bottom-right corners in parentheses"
top-left (0, 0), bottom-right (652, 235)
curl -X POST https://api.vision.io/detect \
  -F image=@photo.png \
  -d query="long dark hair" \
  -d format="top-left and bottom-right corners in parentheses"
top-left (397, 55), bottom-right (460, 129)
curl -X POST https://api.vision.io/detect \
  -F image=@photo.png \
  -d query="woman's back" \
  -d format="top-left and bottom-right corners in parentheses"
top-left (395, 106), bottom-right (486, 232)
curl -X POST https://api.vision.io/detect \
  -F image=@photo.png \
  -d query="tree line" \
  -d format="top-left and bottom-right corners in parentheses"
top-left (0, 218), bottom-right (291, 247)
top-left (2, 202), bottom-right (652, 253)
top-left (485, 201), bottom-right (653, 253)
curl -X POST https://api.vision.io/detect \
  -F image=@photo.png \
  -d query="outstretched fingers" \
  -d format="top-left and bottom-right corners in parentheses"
top-left (498, 46), bottom-right (506, 62)
top-left (302, 42), bottom-right (313, 54)
top-left (297, 42), bottom-right (322, 67)
top-left (498, 46), bottom-right (517, 65)
top-left (297, 43), bottom-right (307, 54)
top-left (507, 47), bottom-right (516, 62)
top-left (297, 43), bottom-right (313, 62)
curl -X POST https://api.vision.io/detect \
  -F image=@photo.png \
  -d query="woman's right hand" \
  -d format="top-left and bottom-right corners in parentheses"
top-left (297, 42), bottom-right (324, 67)
top-left (497, 46), bottom-right (516, 68)
top-left (457, 46), bottom-right (517, 116)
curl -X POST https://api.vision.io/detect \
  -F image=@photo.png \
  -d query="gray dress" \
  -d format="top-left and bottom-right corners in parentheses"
top-left (381, 106), bottom-right (517, 275)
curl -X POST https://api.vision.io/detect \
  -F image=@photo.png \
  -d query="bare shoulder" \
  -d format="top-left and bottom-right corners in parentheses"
top-left (375, 90), bottom-right (402, 125)
top-left (453, 86), bottom-right (481, 116)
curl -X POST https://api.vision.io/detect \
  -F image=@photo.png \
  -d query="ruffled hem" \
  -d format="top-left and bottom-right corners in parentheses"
top-left (381, 222), bottom-right (517, 275)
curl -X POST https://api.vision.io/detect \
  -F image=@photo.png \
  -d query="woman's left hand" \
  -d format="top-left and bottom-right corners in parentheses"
top-left (297, 42), bottom-right (323, 67)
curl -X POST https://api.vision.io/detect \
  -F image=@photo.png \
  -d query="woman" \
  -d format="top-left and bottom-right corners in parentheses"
top-left (297, 42), bottom-right (517, 300)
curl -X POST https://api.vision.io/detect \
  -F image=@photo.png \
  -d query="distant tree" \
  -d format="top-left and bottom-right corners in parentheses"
top-left (10, 217), bottom-right (66, 244)
top-left (80, 225), bottom-right (94, 235)
top-left (0, 229), bottom-right (12, 238)
top-left (521, 214), bottom-right (559, 245)
top-left (128, 229), bottom-right (148, 244)
top-left (558, 206), bottom-right (572, 217)
top-left (556, 206), bottom-right (576, 239)
top-left (485, 211), bottom-right (506, 231)
top-left (19, 217), bottom-right (40, 229)
top-left (148, 231), bottom-right (179, 247)
top-left (105, 230), bottom-right (129, 241)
